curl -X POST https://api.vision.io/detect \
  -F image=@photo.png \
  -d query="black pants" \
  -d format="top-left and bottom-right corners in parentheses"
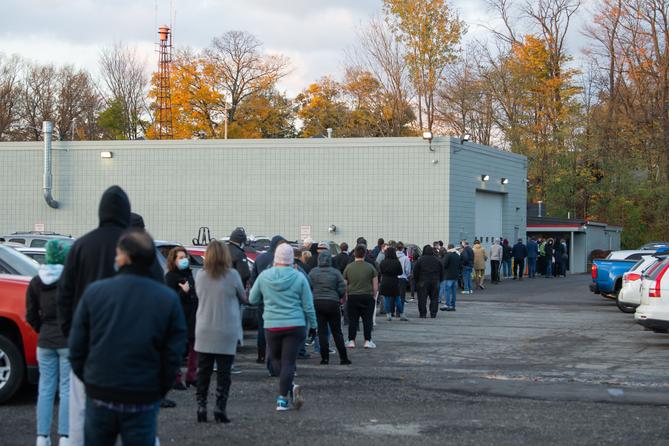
top-left (315, 300), bottom-right (348, 362)
top-left (265, 327), bottom-right (306, 397)
top-left (347, 294), bottom-right (374, 341)
top-left (196, 352), bottom-right (234, 411)
top-left (397, 279), bottom-right (409, 315)
top-left (257, 303), bottom-right (266, 359)
top-left (514, 259), bottom-right (525, 278)
top-left (418, 280), bottom-right (439, 317)
top-left (491, 260), bottom-right (500, 283)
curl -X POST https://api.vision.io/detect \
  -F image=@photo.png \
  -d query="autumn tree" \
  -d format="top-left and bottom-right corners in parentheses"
top-left (295, 77), bottom-right (350, 138)
top-left (229, 90), bottom-right (295, 138)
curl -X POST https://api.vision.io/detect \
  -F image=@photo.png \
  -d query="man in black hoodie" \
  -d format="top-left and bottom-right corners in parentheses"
top-left (228, 227), bottom-right (251, 288)
top-left (57, 185), bottom-right (130, 446)
top-left (413, 245), bottom-right (444, 318)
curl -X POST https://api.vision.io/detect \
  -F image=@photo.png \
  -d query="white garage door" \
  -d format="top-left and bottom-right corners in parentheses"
top-left (475, 192), bottom-right (503, 273)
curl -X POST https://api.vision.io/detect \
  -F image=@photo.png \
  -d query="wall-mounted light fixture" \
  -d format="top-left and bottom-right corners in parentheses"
top-left (481, 174), bottom-right (490, 182)
top-left (100, 151), bottom-right (113, 159)
top-left (501, 178), bottom-right (509, 185)
top-left (460, 132), bottom-right (471, 144)
top-left (422, 131), bottom-right (434, 152)
top-left (328, 224), bottom-right (337, 233)
top-left (431, 159), bottom-right (439, 165)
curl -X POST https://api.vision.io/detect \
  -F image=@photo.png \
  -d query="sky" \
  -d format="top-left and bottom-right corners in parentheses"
top-left (0, 0), bottom-right (591, 96)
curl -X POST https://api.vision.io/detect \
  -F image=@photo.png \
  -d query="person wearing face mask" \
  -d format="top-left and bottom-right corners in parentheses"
top-left (165, 247), bottom-right (198, 391)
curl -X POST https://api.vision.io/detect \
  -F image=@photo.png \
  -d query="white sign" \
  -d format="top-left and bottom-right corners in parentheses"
top-left (34, 223), bottom-right (45, 232)
top-left (299, 225), bottom-right (312, 241)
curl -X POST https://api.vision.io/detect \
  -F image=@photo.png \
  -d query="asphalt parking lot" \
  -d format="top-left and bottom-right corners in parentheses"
top-left (2, 274), bottom-right (669, 445)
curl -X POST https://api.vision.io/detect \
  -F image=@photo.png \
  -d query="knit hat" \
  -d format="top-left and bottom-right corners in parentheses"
top-left (229, 227), bottom-right (247, 244)
top-left (274, 243), bottom-right (294, 265)
top-left (317, 241), bottom-right (329, 250)
top-left (45, 239), bottom-right (71, 265)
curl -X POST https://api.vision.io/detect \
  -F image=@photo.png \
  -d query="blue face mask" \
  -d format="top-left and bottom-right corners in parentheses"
top-left (177, 258), bottom-right (190, 270)
top-left (113, 261), bottom-right (120, 273)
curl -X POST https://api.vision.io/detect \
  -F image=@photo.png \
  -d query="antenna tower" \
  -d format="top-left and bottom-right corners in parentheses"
top-left (156, 25), bottom-right (173, 139)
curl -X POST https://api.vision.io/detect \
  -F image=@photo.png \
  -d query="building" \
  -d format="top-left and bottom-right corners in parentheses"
top-left (0, 136), bottom-right (527, 249)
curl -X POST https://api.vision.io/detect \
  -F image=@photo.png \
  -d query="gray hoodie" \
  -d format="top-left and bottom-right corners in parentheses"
top-left (308, 251), bottom-right (346, 303)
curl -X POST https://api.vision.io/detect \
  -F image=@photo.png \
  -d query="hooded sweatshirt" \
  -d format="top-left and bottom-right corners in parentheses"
top-left (252, 235), bottom-right (285, 283)
top-left (473, 244), bottom-right (488, 270)
top-left (249, 266), bottom-right (317, 329)
top-left (309, 251), bottom-right (346, 303)
top-left (57, 185), bottom-right (131, 337)
top-left (413, 246), bottom-right (444, 283)
top-left (26, 264), bottom-right (68, 349)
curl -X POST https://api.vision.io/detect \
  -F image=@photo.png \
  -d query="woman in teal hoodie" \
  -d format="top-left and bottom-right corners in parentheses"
top-left (249, 243), bottom-right (317, 412)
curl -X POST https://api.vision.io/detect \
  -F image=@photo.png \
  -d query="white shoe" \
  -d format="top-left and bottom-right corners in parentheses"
top-left (345, 340), bottom-right (355, 348)
top-left (386, 314), bottom-right (392, 321)
top-left (36, 437), bottom-right (51, 446)
top-left (59, 438), bottom-right (69, 446)
top-left (291, 384), bottom-right (304, 410)
top-left (364, 340), bottom-right (376, 349)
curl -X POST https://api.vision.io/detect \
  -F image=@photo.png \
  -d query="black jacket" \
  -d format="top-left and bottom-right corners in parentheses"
top-left (69, 265), bottom-right (186, 404)
top-left (57, 186), bottom-right (131, 337)
top-left (460, 246), bottom-right (474, 268)
top-left (379, 258), bottom-right (403, 297)
top-left (228, 242), bottom-right (250, 287)
top-left (26, 272), bottom-right (68, 349)
top-left (502, 245), bottom-right (512, 261)
top-left (512, 243), bottom-right (528, 260)
top-left (332, 252), bottom-right (353, 273)
top-left (165, 268), bottom-right (197, 340)
top-left (443, 251), bottom-right (461, 281)
top-left (414, 248), bottom-right (444, 284)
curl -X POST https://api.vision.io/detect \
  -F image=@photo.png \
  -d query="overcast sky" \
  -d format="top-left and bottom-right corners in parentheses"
top-left (0, 0), bottom-right (591, 96)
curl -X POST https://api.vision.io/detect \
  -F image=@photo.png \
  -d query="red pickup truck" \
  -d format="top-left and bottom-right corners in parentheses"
top-left (0, 274), bottom-right (38, 403)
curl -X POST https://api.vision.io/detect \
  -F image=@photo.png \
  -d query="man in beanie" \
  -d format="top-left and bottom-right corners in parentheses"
top-left (26, 240), bottom-right (72, 446)
top-left (58, 185), bottom-right (131, 446)
top-left (249, 243), bottom-right (317, 412)
top-left (228, 227), bottom-right (250, 288)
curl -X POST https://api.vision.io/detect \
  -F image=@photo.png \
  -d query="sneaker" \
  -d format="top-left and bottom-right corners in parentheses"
top-left (291, 384), bottom-right (304, 410)
top-left (386, 314), bottom-right (392, 321)
top-left (340, 358), bottom-right (352, 365)
top-left (364, 340), bottom-right (376, 349)
top-left (276, 396), bottom-right (290, 411)
top-left (58, 437), bottom-right (69, 446)
top-left (461, 291), bottom-right (469, 294)
top-left (37, 437), bottom-right (52, 446)
top-left (440, 305), bottom-right (449, 311)
top-left (230, 365), bottom-right (242, 375)
top-left (328, 347), bottom-right (336, 354)
top-left (346, 340), bottom-right (355, 348)
top-left (400, 314), bottom-right (409, 321)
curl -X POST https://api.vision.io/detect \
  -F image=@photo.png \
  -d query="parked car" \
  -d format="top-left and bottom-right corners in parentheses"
top-left (589, 249), bottom-right (659, 299)
top-left (14, 247), bottom-right (46, 265)
top-left (1, 232), bottom-right (74, 248)
top-left (155, 240), bottom-right (204, 275)
top-left (639, 241), bottom-right (669, 250)
top-left (635, 257), bottom-right (669, 333)
top-left (617, 255), bottom-right (666, 313)
top-left (0, 244), bottom-right (40, 276)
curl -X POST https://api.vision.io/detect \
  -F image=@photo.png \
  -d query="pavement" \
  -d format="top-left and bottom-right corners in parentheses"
top-left (3, 274), bottom-right (669, 445)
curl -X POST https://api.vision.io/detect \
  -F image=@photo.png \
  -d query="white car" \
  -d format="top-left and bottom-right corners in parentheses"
top-left (635, 257), bottom-right (669, 333)
top-left (606, 250), bottom-right (657, 261)
top-left (617, 255), bottom-right (664, 312)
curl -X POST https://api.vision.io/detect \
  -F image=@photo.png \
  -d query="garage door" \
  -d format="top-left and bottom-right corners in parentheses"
top-left (475, 191), bottom-right (503, 274)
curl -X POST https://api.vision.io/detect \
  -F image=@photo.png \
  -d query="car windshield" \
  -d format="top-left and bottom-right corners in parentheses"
top-left (0, 245), bottom-right (39, 276)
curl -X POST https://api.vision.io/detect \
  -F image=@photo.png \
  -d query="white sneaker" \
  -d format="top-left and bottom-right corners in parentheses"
top-left (291, 384), bottom-right (304, 410)
top-left (59, 438), bottom-right (69, 446)
top-left (345, 340), bottom-right (355, 348)
top-left (364, 340), bottom-right (376, 349)
top-left (36, 437), bottom-right (51, 446)
top-left (386, 314), bottom-right (392, 321)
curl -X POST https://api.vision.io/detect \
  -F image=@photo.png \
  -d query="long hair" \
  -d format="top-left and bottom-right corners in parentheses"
top-left (204, 240), bottom-right (232, 279)
top-left (166, 246), bottom-right (188, 272)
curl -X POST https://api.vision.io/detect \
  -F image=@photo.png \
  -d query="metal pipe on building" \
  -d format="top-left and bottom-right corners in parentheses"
top-left (42, 121), bottom-right (59, 209)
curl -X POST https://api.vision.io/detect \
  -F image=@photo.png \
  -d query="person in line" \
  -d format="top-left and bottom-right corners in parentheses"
top-left (512, 238), bottom-right (528, 280)
top-left (556, 239), bottom-right (568, 277)
top-left (460, 240), bottom-right (475, 294)
top-left (502, 239), bottom-right (513, 279)
top-left (194, 241), bottom-right (246, 423)
top-left (302, 238), bottom-right (318, 272)
top-left (472, 240), bottom-right (488, 290)
top-left (544, 238), bottom-right (554, 278)
top-left (375, 242), bottom-right (388, 265)
top-left (249, 243), bottom-right (317, 411)
top-left (440, 244), bottom-right (460, 311)
top-left (333, 242), bottom-right (353, 273)
top-left (379, 247), bottom-right (408, 322)
top-left (371, 238), bottom-right (385, 260)
top-left (165, 247), bottom-right (198, 390)
top-left (396, 242), bottom-right (412, 315)
top-left (537, 238), bottom-right (547, 276)
top-left (343, 245), bottom-right (379, 348)
top-left (57, 185), bottom-right (131, 446)
top-left (69, 231), bottom-right (186, 445)
top-left (228, 227), bottom-right (251, 288)
top-left (413, 245), bottom-right (444, 318)
top-left (489, 239), bottom-right (503, 284)
top-left (527, 237), bottom-right (539, 278)
top-left (309, 251), bottom-right (351, 365)
top-left (300, 250), bottom-right (312, 269)
top-left (27, 240), bottom-right (72, 446)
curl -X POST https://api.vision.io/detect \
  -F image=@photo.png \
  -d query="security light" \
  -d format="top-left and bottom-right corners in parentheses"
top-left (328, 224), bottom-right (337, 233)
top-left (481, 174), bottom-right (490, 182)
top-left (422, 131), bottom-right (433, 141)
top-left (501, 178), bottom-right (509, 185)
top-left (100, 151), bottom-right (113, 159)
top-left (461, 132), bottom-right (471, 144)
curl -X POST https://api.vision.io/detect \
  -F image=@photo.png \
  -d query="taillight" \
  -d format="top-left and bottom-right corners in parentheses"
top-left (649, 264), bottom-right (669, 298)
top-left (625, 273), bottom-right (642, 283)
top-left (591, 263), bottom-right (598, 280)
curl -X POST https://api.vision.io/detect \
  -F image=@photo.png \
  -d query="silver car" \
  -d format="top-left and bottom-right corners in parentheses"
top-left (1, 232), bottom-right (74, 248)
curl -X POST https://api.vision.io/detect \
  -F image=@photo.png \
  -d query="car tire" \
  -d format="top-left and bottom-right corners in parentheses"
top-left (616, 294), bottom-right (636, 314)
top-left (0, 334), bottom-right (25, 404)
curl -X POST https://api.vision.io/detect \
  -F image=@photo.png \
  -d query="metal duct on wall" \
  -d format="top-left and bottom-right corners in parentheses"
top-left (43, 121), bottom-right (59, 209)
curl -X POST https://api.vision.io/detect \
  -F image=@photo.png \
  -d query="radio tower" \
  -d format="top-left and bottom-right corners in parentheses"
top-left (156, 25), bottom-right (173, 139)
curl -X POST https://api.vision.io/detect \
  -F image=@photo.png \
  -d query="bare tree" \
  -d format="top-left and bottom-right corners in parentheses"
top-left (0, 54), bottom-right (23, 140)
top-left (205, 31), bottom-right (289, 123)
top-left (99, 43), bottom-right (149, 139)
top-left (54, 66), bottom-right (101, 140)
top-left (19, 63), bottom-right (58, 140)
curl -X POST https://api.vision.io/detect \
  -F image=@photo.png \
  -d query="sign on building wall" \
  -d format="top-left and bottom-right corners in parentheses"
top-left (299, 225), bottom-right (312, 241)
top-left (34, 223), bottom-right (45, 232)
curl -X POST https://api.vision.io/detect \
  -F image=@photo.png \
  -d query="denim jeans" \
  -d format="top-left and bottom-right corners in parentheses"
top-left (438, 280), bottom-right (447, 304)
top-left (37, 347), bottom-right (70, 436)
top-left (444, 280), bottom-right (457, 308)
top-left (383, 295), bottom-right (404, 315)
top-left (85, 397), bottom-right (160, 446)
top-left (545, 260), bottom-right (553, 277)
top-left (502, 260), bottom-right (512, 278)
top-left (463, 266), bottom-right (473, 292)
top-left (528, 257), bottom-right (537, 278)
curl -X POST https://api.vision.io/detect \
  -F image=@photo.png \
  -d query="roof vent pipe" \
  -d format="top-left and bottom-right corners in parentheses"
top-left (43, 121), bottom-right (59, 209)
top-left (537, 201), bottom-right (543, 218)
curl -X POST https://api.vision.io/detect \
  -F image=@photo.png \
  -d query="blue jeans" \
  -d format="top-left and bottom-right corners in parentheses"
top-left (502, 260), bottom-right (512, 278)
top-left (545, 260), bottom-right (553, 277)
top-left (438, 280), bottom-right (447, 304)
top-left (85, 397), bottom-right (160, 446)
top-left (37, 347), bottom-right (70, 436)
top-left (383, 295), bottom-right (404, 315)
top-left (444, 280), bottom-right (457, 308)
top-left (528, 257), bottom-right (537, 277)
top-left (463, 266), bottom-right (473, 292)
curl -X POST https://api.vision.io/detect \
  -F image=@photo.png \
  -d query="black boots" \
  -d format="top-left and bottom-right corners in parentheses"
top-left (214, 380), bottom-right (231, 423)
top-left (197, 406), bottom-right (207, 423)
